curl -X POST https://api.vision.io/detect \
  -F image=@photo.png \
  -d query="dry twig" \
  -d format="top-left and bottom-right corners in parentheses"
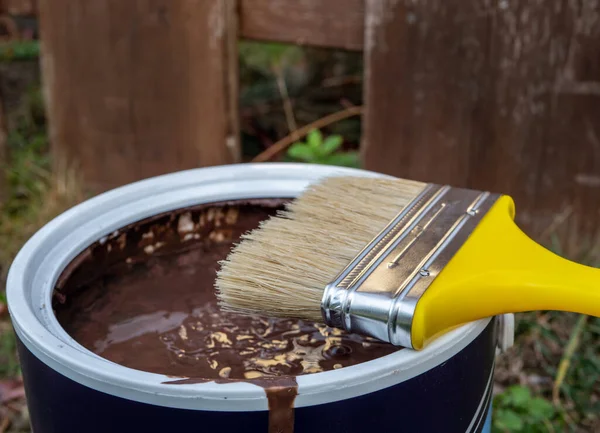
top-left (273, 65), bottom-right (298, 136)
top-left (553, 314), bottom-right (588, 406)
top-left (539, 206), bottom-right (573, 242)
top-left (252, 105), bottom-right (363, 162)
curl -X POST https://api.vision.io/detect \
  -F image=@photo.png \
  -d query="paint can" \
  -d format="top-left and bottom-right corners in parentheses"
top-left (7, 163), bottom-right (513, 432)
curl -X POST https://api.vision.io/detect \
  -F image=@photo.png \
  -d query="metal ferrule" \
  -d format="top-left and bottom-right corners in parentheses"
top-left (321, 184), bottom-right (501, 349)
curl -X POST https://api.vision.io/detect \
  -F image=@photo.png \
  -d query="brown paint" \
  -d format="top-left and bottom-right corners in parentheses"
top-left (266, 378), bottom-right (298, 433)
top-left (53, 199), bottom-right (400, 433)
top-left (167, 376), bottom-right (298, 433)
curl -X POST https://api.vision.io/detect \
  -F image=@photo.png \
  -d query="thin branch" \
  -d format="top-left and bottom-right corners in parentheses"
top-left (552, 314), bottom-right (588, 406)
top-left (273, 65), bottom-right (298, 136)
top-left (252, 105), bottom-right (363, 163)
top-left (539, 206), bottom-right (573, 242)
top-left (321, 75), bottom-right (362, 88)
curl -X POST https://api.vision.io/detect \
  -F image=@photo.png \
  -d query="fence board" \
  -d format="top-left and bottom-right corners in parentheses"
top-left (363, 0), bottom-right (600, 248)
top-left (0, 0), bottom-right (37, 15)
top-left (39, 0), bottom-right (240, 192)
top-left (239, 0), bottom-right (364, 51)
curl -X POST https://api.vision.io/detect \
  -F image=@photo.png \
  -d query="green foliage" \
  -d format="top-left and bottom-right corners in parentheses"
top-left (507, 243), bottom-right (600, 431)
top-left (286, 129), bottom-right (360, 168)
top-left (0, 88), bottom-right (47, 345)
top-left (239, 41), bottom-right (303, 74)
top-left (4, 135), bottom-right (49, 215)
top-left (0, 85), bottom-right (54, 284)
top-left (0, 86), bottom-right (48, 381)
top-left (0, 40), bottom-right (40, 62)
top-left (0, 294), bottom-right (18, 379)
top-left (0, 327), bottom-right (19, 378)
top-left (238, 41), bottom-right (307, 107)
top-left (493, 385), bottom-right (556, 432)
top-left (2, 86), bottom-right (50, 217)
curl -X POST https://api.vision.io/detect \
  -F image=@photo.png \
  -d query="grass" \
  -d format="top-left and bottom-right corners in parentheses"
top-left (0, 86), bottom-right (83, 432)
top-left (494, 312), bottom-right (600, 432)
top-left (492, 235), bottom-right (600, 432)
top-left (0, 87), bottom-right (84, 284)
top-left (0, 41), bottom-right (40, 63)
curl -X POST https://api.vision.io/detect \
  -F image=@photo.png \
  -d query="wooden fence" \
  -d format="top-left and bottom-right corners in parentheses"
top-left (25, 0), bottom-right (600, 250)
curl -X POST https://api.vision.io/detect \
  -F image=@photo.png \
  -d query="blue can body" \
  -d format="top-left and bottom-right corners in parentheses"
top-left (17, 319), bottom-right (495, 433)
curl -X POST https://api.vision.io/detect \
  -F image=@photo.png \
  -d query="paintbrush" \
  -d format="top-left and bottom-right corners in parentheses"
top-left (215, 176), bottom-right (600, 350)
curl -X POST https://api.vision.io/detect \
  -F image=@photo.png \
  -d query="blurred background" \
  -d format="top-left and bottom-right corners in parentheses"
top-left (0, 1), bottom-right (599, 431)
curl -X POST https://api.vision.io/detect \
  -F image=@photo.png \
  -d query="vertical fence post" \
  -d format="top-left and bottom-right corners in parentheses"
top-left (362, 0), bottom-right (600, 248)
top-left (38, 0), bottom-right (240, 192)
top-left (362, 0), bottom-right (479, 186)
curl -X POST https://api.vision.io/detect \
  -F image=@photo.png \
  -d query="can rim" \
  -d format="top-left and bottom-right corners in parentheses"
top-left (7, 163), bottom-right (490, 411)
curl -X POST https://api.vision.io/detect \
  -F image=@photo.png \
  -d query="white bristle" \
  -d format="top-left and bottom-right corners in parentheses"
top-left (215, 176), bottom-right (427, 323)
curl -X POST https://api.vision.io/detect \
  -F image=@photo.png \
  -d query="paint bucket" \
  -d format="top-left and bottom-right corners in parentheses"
top-left (7, 163), bottom-right (513, 433)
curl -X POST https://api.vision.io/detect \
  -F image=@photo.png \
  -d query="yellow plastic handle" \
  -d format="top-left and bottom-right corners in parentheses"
top-left (411, 195), bottom-right (600, 350)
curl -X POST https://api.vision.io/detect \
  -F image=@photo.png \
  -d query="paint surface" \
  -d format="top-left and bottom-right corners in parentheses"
top-left (53, 200), bottom-right (400, 432)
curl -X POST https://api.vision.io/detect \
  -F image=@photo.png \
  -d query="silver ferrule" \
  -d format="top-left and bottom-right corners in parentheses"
top-left (320, 183), bottom-right (500, 349)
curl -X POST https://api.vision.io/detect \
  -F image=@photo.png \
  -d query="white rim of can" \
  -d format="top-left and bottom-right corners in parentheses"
top-left (7, 163), bottom-right (491, 411)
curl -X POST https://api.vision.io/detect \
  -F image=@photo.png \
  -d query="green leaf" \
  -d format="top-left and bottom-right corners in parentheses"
top-left (287, 143), bottom-right (315, 161)
top-left (508, 385), bottom-right (531, 406)
top-left (322, 152), bottom-right (360, 168)
top-left (527, 398), bottom-right (554, 419)
top-left (321, 135), bottom-right (343, 155)
top-left (495, 409), bottom-right (525, 431)
top-left (0, 40), bottom-right (40, 62)
top-left (307, 129), bottom-right (323, 149)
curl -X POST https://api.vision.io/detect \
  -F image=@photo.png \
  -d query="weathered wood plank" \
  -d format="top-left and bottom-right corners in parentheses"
top-left (239, 0), bottom-right (365, 51)
top-left (363, 1), bottom-right (482, 186)
top-left (0, 0), bottom-right (37, 16)
top-left (362, 0), bottom-right (600, 248)
top-left (39, 0), bottom-right (240, 192)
